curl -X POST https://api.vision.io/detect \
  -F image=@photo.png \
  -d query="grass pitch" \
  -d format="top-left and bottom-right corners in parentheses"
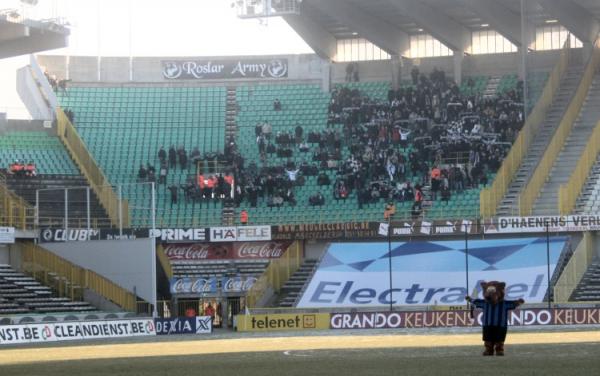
top-left (0, 330), bottom-right (599, 376)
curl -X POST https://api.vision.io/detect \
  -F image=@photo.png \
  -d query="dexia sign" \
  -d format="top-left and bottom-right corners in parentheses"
top-left (297, 237), bottom-right (567, 308)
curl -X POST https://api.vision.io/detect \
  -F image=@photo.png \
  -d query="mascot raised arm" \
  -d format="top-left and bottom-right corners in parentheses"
top-left (465, 281), bottom-right (524, 356)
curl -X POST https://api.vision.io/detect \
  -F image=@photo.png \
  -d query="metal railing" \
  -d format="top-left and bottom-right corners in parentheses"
top-left (21, 242), bottom-right (137, 311)
top-left (56, 108), bottom-right (130, 228)
top-left (246, 241), bottom-right (302, 307)
top-left (519, 40), bottom-right (600, 216)
top-left (553, 232), bottom-right (594, 303)
top-left (559, 120), bottom-right (600, 214)
top-left (479, 39), bottom-right (571, 218)
top-left (0, 172), bottom-right (36, 230)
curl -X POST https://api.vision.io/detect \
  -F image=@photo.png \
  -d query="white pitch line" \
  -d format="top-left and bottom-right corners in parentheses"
top-left (283, 350), bottom-right (311, 357)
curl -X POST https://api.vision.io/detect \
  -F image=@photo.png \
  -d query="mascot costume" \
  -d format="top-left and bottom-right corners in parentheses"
top-left (465, 281), bottom-right (524, 356)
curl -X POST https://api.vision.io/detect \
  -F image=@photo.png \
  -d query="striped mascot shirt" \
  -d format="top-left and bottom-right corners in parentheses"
top-left (471, 299), bottom-right (520, 327)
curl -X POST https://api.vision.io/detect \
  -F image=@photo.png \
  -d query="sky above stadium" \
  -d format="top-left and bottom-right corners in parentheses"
top-left (0, 0), bottom-right (313, 117)
top-left (4, 0), bottom-right (313, 56)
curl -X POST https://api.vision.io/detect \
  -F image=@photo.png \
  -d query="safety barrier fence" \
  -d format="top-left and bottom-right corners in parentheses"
top-left (0, 171), bottom-right (35, 230)
top-left (246, 241), bottom-right (302, 307)
top-left (56, 108), bottom-right (130, 228)
top-left (479, 39), bottom-right (571, 218)
top-left (21, 242), bottom-right (137, 311)
top-left (553, 232), bottom-right (595, 303)
top-left (559, 120), bottom-right (600, 214)
top-left (519, 40), bottom-right (600, 216)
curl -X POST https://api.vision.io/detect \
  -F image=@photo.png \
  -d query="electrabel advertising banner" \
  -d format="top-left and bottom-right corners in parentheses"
top-left (162, 58), bottom-right (288, 80)
top-left (170, 276), bottom-right (257, 295)
top-left (0, 319), bottom-right (156, 346)
top-left (484, 215), bottom-right (600, 234)
top-left (164, 241), bottom-right (290, 261)
top-left (154, 316), bottom-right (212, 335)
top-left (296, 237), bottom-right (568, 308)
top-left (330, 308), bottom-right (600, 329)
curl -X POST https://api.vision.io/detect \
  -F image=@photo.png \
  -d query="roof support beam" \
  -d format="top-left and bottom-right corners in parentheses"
top-left (387, 0), bottom-right (471, 52)
top-left (463, 0), bottom-right (522, 47)
top-left (283, 8), bottom-right (337, 60)
top-left (536, 0), bottom-right (600, 44)
top-left (313, 0), bottom-right (409, 56)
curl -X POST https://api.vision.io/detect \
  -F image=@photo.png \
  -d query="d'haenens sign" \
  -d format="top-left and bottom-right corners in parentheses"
top-left (162, 59), bottom-right (288, 80)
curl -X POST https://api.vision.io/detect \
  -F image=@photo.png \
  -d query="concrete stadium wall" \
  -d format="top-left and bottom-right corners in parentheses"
top-left (38, 54), bottom-right (326, 83)
top-left (37, 49), bottom-right (580, 88)
top-left (42, 238), bottom-right (155, 303)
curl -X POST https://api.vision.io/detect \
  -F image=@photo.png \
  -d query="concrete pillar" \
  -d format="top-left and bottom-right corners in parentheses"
top-left (391, 55), bottom-right (401, 90)
top-left (320, 58), bottom-right (331, 93)
top-left (453, 52), bottom-right (464, 85)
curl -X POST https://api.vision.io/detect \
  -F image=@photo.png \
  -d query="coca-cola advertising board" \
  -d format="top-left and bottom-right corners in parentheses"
top-left (170, 276), bottom-right (257, 294)
top-left (164, 242), bottom-right (291, 261)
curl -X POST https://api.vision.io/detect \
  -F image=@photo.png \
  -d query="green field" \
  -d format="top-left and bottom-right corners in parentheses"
top-left (1, 330), bottom-right (599, 376)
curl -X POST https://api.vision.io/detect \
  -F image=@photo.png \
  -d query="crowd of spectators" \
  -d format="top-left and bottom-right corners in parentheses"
top-left (147, 67), bottom-right (524, 219)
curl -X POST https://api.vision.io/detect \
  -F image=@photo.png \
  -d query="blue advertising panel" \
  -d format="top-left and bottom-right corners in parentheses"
top-left (297, 237), bottom-right (568, 308)
top-left (154, 317), bottom-right (212, 335)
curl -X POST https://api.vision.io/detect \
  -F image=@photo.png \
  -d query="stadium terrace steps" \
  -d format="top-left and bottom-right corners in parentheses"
top-left (57, 86), bottom-right (227, 227)
top-left (4, 174), bottom-right (110, 228)
top-left (533, 74), bottom-right (600, 215)
top-left (0, 264), bottom-right (96, 315)
top-left (222, 87), bottom-right (238, 226)
top-left (496, 67), bottom-right (582, 216)
top-left (570, 261), bottom-right (600, 301)
top-left (276, 259), bottom-right (318, 308)
top-left (575, 154), bottom-right (600, 213)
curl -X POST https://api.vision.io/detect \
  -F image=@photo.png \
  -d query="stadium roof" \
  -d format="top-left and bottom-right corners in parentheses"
top-left (283, 0), bottom-right (600, 59)
top-left (0, 12), bottom-right (69, 59)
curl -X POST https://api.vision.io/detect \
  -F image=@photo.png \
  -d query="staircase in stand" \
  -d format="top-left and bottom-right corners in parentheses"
top-left (533, 74), bottom-right (600, 215)
top-left (570, 260), bottom-right (600, 301)
top-left (276, 259), bottom-right (318, 307)
top-left (483, 76), bottom-right (500, 98)
top-left (496, 67), bottom-right (582, 216)
top-left (222, 86), bottom-right (238, 225)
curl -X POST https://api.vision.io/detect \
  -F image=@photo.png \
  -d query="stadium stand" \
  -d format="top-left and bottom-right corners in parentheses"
top-left (0, 263), bottom-right (95, 314)
top-left (533, 73), bottom-right (600, 215)
top-left (232, 69), bottom-right (526, 225)
top-left (0, 130), bottom-right (110, 227)
top-left (495, 67), bottom-right (582, 216)
top-left (57, 86), bottom-right (227, 227)
top-left (51, 70), bottom-right (551, 226)
top-left (0, 131), bottom-right (78, 175)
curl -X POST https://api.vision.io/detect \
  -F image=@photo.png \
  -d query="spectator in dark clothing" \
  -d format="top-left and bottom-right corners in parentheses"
top-left (273, 98), bottom-right (282, 111)
top-left (138, 164), bottom-right (147, 180)
top-left (309, 192), bottom-right (325, 206)
top-left (178, 147), bottom-right (188, 169)
top-left (168, 184), bottom-right (178, 205)
top-left (168, 146), bottom-right (177, 168)
top-left (295, 125), bottom-right (303, 143)
top-left (317, 172), bottom-right (331, 186)
top-left (158, 146), bottom-right (167, 164)
top-left (159, 163), bottom-right (168, 185)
